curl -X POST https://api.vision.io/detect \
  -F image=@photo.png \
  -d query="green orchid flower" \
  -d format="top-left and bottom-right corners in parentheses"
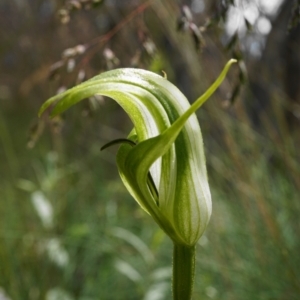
top-left (39, 59), bottom-right (236, 299)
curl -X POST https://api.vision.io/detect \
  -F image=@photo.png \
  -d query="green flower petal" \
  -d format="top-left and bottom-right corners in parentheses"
top-left (39, 59), bottom-right (236, 246)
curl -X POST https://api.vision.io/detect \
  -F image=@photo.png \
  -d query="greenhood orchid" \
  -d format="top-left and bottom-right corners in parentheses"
top-left (39, 59), bottom-right (236, 299)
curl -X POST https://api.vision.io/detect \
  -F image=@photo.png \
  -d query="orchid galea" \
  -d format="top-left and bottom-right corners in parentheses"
top-left (39, 59), bottom-right (236, 299)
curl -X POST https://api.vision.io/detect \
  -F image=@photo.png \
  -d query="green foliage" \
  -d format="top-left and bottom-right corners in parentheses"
top-left (1, 0), bottom-right (300, 299)
top-left (1, 86), bottom-right (300, 299)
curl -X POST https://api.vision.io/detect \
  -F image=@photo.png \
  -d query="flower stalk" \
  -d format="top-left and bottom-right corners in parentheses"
top-left (173, 243), bottom-right (196, 300)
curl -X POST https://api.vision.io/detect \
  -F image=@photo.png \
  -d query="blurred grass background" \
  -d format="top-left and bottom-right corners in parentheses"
top-left (0, 0), bottom-right (300, 299)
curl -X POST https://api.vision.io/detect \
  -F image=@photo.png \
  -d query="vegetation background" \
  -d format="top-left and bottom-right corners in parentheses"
top-left (0, 0), bottom-right (299, 299)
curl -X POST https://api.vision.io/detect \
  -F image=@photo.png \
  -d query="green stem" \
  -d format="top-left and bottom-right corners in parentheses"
top-left (172, 243), bottom-right (196, 300)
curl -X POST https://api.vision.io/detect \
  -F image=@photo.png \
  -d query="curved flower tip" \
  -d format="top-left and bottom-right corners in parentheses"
top-left (39, 60), bottom-right (236, 246)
